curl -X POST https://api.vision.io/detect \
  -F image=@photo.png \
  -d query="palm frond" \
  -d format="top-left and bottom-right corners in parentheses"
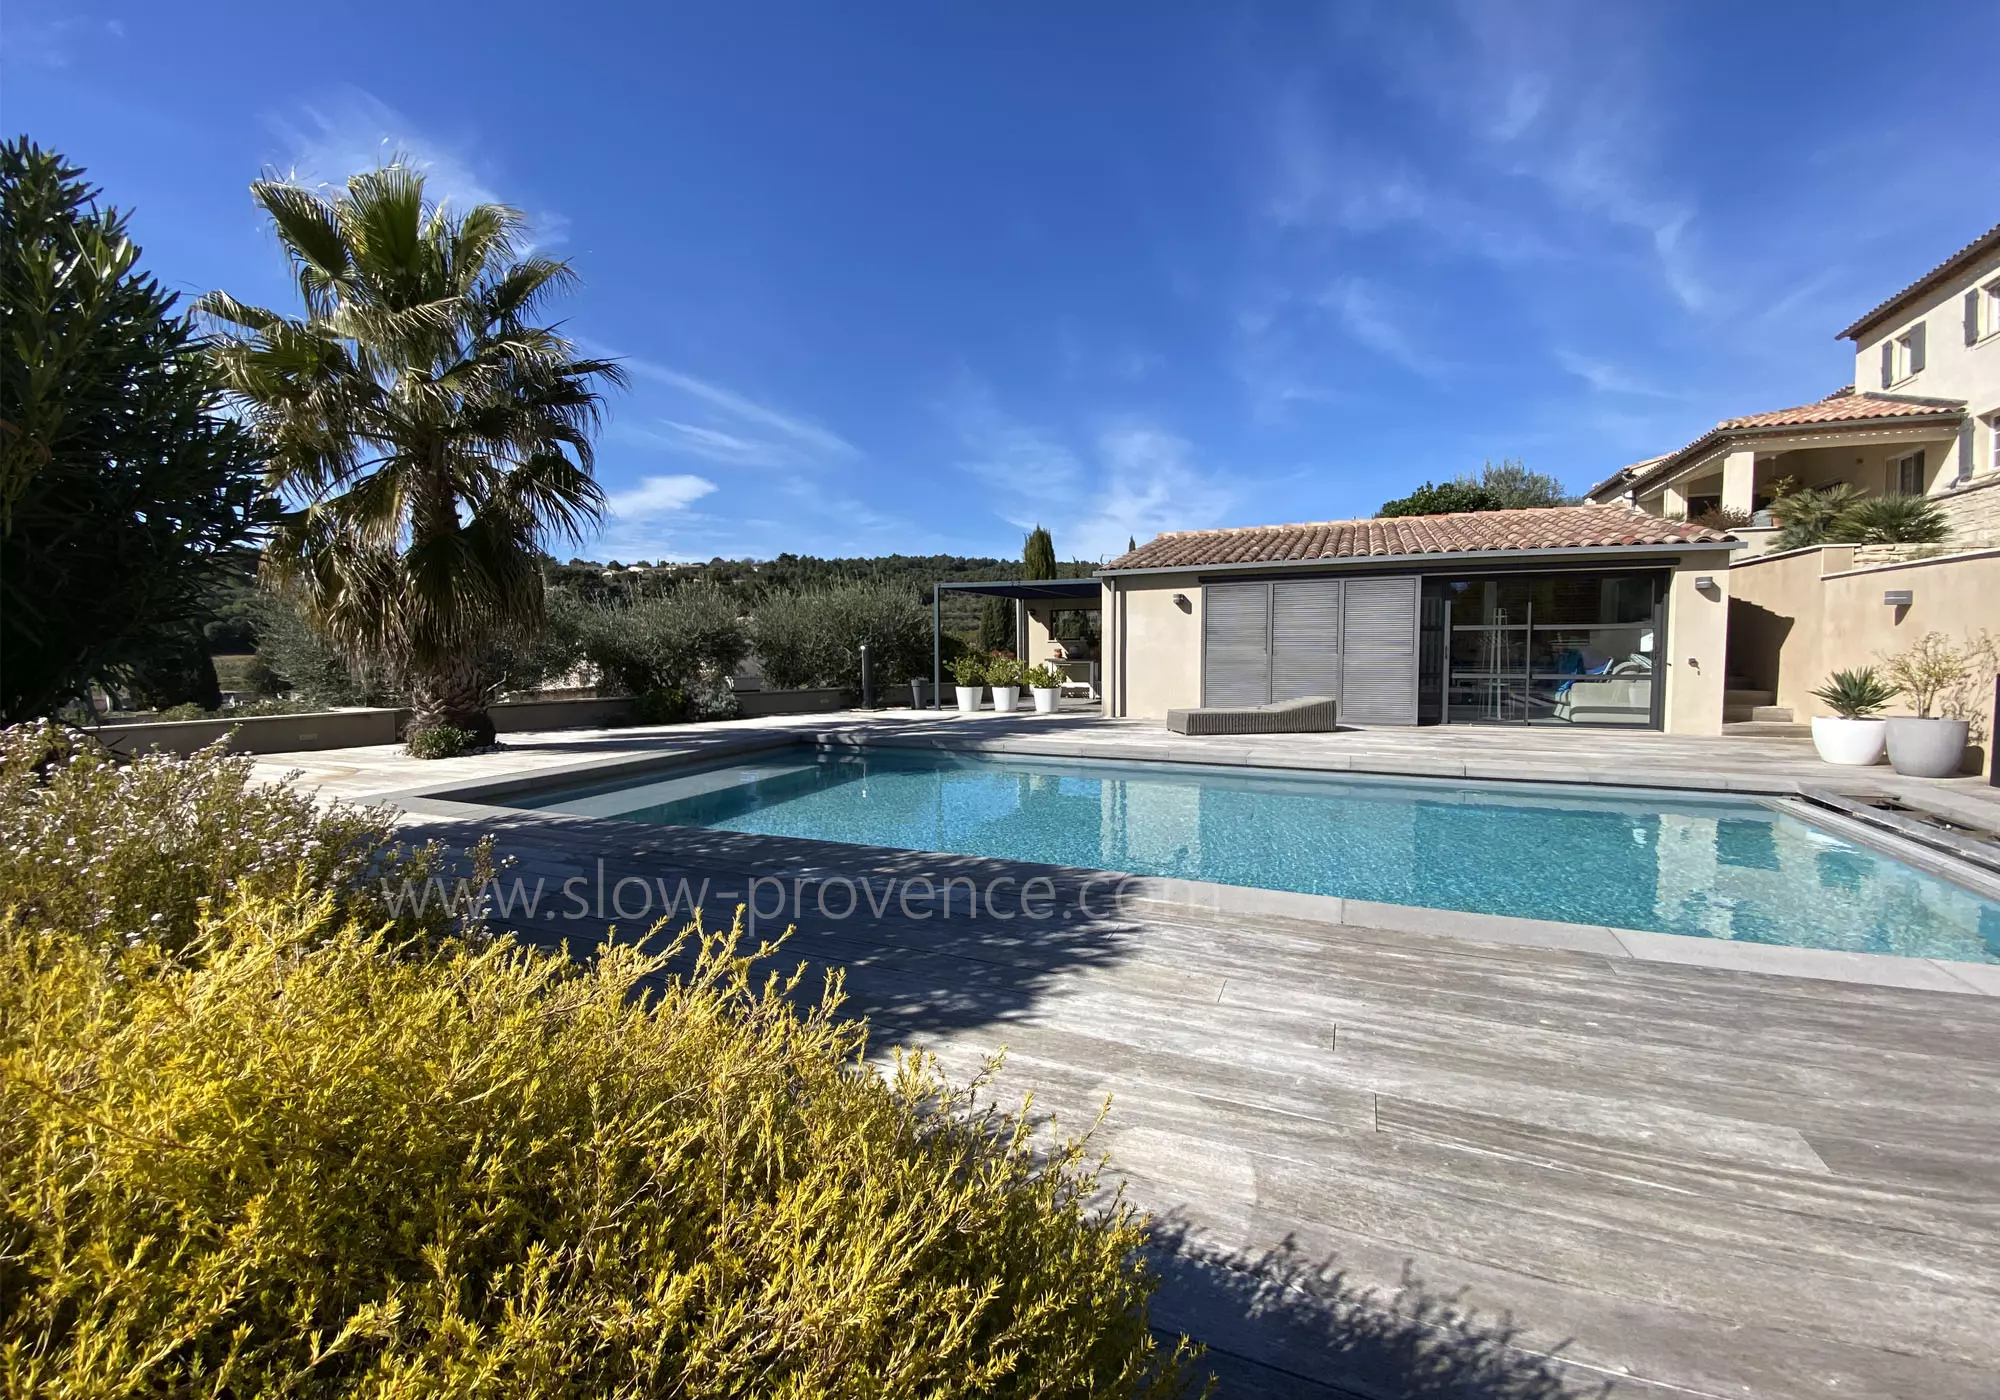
top-left (193, 291), bottom-right (287, 334)
top-left (250, 182), bottom-right (351, 311)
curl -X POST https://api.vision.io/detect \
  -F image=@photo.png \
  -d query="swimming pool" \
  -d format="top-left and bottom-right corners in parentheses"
top-left (515, 748), bottom-right (2000, 964)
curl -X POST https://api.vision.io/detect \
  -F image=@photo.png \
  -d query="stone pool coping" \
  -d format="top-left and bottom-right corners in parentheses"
top-left (377, 724), bottom-right (2000, 998)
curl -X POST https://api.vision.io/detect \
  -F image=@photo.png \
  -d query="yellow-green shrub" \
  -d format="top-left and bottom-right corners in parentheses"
top-left (0, 722), bottom-right (480, 951)
top-left (0, 888), bottom-right (1194, 1398)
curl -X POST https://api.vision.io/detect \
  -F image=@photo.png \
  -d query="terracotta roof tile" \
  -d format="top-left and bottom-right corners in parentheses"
top-left (1837, 220), bottom-right (2000, 341)
top-left (1600, 390), bottom-right (1966, 501)
top-left (1715, 391), bottom-right (1963, 430)
top-left (1105, 505), bottom-right (1730, 571)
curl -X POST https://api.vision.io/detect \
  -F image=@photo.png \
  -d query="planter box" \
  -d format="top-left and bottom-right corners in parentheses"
top-left (89, 707), bottom-right (403, 758)
top-left (489, 695), bottom-right (638, 732)
top-left (1031, 685), bottom-right (1060, 714)
top-left (732, 687), bottom-right (851, 718)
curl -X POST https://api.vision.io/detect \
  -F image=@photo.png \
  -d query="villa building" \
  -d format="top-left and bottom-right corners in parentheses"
top-left (1586, 220), bottom-right (2000, 750)
top-left (1096, 220), bottom-right (1998, 762)
top-left (1585, 220), bottom-right (2000, 553)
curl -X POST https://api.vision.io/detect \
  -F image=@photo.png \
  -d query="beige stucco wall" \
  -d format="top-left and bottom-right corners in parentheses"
top-left (1022, 607), bottom-right (1061, 668)
top-left (1662, 554), bottom-right (1734, 735)
top-left (1105, 573), bottom-right (1204, 719)
top-left (1852, 246), bottom-right (2000, 412)
top-left (1729, 545), bottom-right (2000, 774)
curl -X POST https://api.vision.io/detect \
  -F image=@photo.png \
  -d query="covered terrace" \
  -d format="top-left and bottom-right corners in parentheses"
top-left (929, 577), bottom-right (1103, 705)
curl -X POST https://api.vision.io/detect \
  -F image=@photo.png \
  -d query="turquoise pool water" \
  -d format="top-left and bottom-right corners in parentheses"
top-left (518, 749), bottom-right (2000, 963)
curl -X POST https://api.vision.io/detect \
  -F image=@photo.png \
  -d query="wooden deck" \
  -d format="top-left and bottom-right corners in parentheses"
top-left (255, 714), bottom-right (2000, 1398)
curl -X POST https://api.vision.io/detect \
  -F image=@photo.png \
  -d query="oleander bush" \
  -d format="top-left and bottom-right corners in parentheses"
top-left (0, 722), bottom-right (478, 952)
top-left (0, 892), bottom-right (1193, 1399)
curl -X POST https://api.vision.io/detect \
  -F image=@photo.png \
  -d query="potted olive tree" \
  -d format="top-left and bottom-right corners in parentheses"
top-left (1808, 669), bottom-right (1896, 765)
top-left (1025, 662), bottom-right (1063, 714)
top-left (949, 653), bottom-right (989, 714)
top-left (1881, 633), bottom-right (1979, 777)
top-left (986, 655), bottom-right (1023, 713)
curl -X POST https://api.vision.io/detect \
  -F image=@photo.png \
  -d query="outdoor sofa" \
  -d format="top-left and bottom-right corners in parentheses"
top-left (1165, 694), bottom-right (1338, 735)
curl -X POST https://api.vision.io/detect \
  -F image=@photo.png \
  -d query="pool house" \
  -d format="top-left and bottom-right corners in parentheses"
top-left (1095, 504), bottom-right (1743, 733)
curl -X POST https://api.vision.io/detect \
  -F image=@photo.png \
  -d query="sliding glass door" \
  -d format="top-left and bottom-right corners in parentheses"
top-left (1430, 572), bottom-right (1663, 728)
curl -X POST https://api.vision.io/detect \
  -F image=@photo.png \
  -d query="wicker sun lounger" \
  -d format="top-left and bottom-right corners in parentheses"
top-left (1165, 695), bottom-right (1338, 736)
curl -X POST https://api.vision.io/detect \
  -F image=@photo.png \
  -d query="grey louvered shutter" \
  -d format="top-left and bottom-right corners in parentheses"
top-left (1969, 290), bottom-right (1983, 346)
top-left (1202, 582), bottom-right (1270, 706)
top-left (1909, 322), bottom-right (1926, 373)
top-left (1270, 579), bottom-right (1342, 703)
top-left (1338, 576), bottom-right (1419, 725)
top-left (1959, 420), bottom-right (1976, 483)
top-left (1880, 340), bottom-right (1894, 388)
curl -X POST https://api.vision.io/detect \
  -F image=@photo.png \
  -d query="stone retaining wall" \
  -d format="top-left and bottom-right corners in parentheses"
top-left (89, 689), bottom-right (862, 757)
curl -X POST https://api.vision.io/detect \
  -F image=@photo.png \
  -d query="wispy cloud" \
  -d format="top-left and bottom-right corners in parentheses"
top-left (591, 473), bottom-right (718, 559)
top-left (618, 361), bottom-right (860, 466)
top-left (268, 87), bottom-right (568, 244)
top-left (1317, 277), bottom-right (1447, 377)
top-left (1554, 348), bottom-right (1679, 399)
top-left (942, 380), bottom-right (1236, 559)
top-left (0, 9), bottom-right (124, 70)
top-left (605, 474), bottom-right (717, 517)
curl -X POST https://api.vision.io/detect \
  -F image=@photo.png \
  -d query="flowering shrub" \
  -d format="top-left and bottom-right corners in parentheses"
top-left (0, 722), bottom-right (480, 950)
top-left (0, 890), bottom-right (1195, 1398)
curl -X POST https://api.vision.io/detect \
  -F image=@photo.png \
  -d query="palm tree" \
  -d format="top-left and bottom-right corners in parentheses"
top-left (199, 164), bottom-right (622, 743)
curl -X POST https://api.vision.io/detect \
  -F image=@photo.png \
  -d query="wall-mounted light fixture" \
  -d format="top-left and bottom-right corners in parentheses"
top-left (1171, 592), bottom-right (1191, 612)
top-left (1694, 575), bottom-right (1718, 596)
top-left (1884, 589), bottom-right (1913, 607)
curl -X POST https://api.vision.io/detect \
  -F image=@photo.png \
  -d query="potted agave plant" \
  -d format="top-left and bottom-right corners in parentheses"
top-left (1024, 662), bottom-right (1063, 714)
top-left (1881, 633), bottom-right (1979, 778)
top-left (949, 653), bottom-right (989, 714)
top-left (986, 655), bottom-right (1023, 714)
top-left (1807, 668), bottom-right (1896, 765)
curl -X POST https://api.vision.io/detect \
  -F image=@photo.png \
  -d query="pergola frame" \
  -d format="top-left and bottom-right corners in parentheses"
top-left (929, 578), bottom-right (1101, 706)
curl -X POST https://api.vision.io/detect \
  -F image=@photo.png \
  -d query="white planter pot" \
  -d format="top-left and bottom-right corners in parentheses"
top-left (1885, 717), bottom-right (1970, 778)
top-left (955, 685), bottom-right (983, 714)
top-left (990, 685), bottom-right (1021, 713)
top-left (1809, 716), bottom-right (1886, 766)
top-left (1031, 686), bottom-right (1060, 714)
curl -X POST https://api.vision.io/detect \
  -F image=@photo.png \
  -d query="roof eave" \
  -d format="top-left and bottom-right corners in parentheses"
top-left (1622, 410), bottom-right (1964, 499)
top-left (1098, 538), bottom-right (1742, 579)
top-left (1835, 224), bottom-right (2000, 341)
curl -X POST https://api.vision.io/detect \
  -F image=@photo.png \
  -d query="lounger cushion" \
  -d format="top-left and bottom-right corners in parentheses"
top-left (1165, 695), bottom-right (1338, 735)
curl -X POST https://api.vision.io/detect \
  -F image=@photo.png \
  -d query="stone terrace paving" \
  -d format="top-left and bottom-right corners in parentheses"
top-left (253, 712), bottom-right (2000, 1398)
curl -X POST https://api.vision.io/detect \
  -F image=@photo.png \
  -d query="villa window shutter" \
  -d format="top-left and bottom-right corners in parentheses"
top-left (1959, 421), bottom-right (1976, 482)
top-left (1270, 579), bottom-right (1343, 703)
top-left (1880, 340), bottom-right (1894, 388)
top-left (1969, 290), bottom-right (1983, 346)
top-left (1909, 322), bottom-right (1926, 373)
top-left (1202, 582), bottom-right (1271, 706)
top-left (1338, 576), bottom-right (1420, 725)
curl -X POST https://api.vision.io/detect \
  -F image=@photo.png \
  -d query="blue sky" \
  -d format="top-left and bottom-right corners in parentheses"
top-left (7, 2), bottom-right (1997, 563)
